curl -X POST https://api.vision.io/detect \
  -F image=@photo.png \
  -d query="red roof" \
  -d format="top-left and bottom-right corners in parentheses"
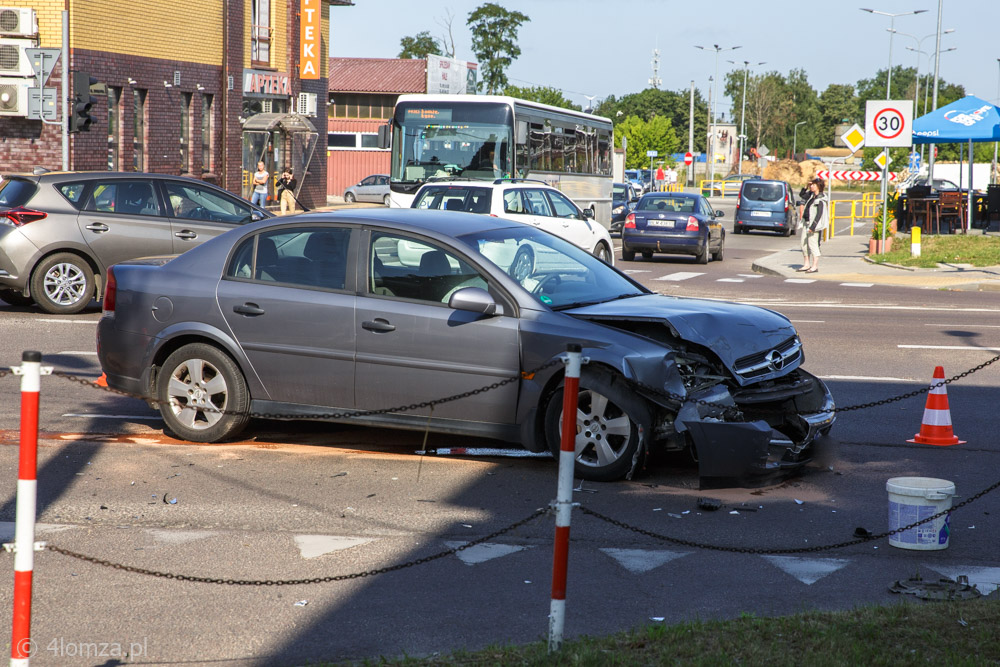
top-left (329, 58), bottom-right (426, 94)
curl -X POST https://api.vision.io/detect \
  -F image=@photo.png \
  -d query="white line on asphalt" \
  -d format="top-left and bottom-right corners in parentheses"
top-left (57, 351), bottom-right (97, 355)
top-left (898, 345), bottom-right (1000, 351)
top-left (924, 323), bottom-right (1000, 328)
top-left (37, 318), bottom-right (98, 324)
top-left (623, 269), bottom-right (651, 274)
top-left (62, 413), bottom-right (162, 420)
top-left (717, 278), bottom-right (744, 283)
top-left (821, 375), bottom-right (917, 382)
top-left (653, 272), bottom-right (704, 281)
top-left (738, 274), bottom-right (764, 278)
top-left (839, 282), bottom-right (874, 287)
top-left (783, 278), bottom-right (816, 284)
top-left (744, 303), bottom-right (1000, 312)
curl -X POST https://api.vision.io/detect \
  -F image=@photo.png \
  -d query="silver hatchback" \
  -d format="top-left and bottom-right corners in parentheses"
top-left (0, 171), bottom-right (269, 313)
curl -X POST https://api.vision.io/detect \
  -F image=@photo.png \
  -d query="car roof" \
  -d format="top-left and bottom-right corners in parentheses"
top-left (643, 192), bottom-right (697, 199)
top-left (268, 207), bottom-right (521, 238)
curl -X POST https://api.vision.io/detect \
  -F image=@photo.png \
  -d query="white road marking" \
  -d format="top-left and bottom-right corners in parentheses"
top-left (925, 565), bottom-right (1000, 594)
top-left (898, 345), bottom-right (1000, 352)
top-left (62, 413), bottom-right (162, 420)
top-left (653, 272), bottom-right (705, 281)
top-left (789, 320), bottom-right (825, 323)
top-left (784, 278), bottom-right (816, 284)
top-left (839, 282), bottom-right (874, 287)
top-left (717, 278), bottom-right (745, 283)
top-left (601, 548), bottom-right (691, 574)
top-left (37, 318), bottom-right (98, 324)
top-left (0, 522), bottom-right (75, 542)
top-left (444, 541), bottom-right (531, 565)
top-left (57, 351), bottom-right (97, 355)
top-left (925, 323), bottom-right (1000, 328)
top-left (738, 274), bottom-right (764, 279)
top-left (821, 375), bottom-right (917, 382)
top-left (762, 555), bottom-right (851, 585)
top-left (147, 529), bottom-right (219, 546)
top-left (623, 269), bottom-right (651, 274)
top-left (294, 535), bottom-right (374, 559)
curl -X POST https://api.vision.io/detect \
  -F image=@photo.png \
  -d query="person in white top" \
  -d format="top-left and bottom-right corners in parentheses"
top-left (251, 161), bottom-right (269, 208)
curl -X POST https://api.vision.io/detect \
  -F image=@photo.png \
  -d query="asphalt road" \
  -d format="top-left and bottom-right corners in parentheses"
top-left (0, 222), bottom-right (998, 665)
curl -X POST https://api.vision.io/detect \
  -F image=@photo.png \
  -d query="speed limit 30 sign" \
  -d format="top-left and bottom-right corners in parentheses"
top-left (864, 100), bottom-right (913, 147)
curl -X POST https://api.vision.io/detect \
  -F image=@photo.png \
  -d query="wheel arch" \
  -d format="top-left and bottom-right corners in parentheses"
top-left (25, 246), bottom-right (103, 299)
top-left (147, 329), bottom-right (257, 400)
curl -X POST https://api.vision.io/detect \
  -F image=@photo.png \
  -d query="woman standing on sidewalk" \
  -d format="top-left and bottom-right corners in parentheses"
top-left (798, 178), bottom-right (829, 273)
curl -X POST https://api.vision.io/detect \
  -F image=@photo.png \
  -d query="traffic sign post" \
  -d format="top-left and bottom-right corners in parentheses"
top-left (646, 150), bottom-right (657, 190)
top-left (865, 100), bottom-right (913, 243)
top-left (25, 48), bottom-right (61, 125)
top-left (839, 124), bottom-right (866, 154)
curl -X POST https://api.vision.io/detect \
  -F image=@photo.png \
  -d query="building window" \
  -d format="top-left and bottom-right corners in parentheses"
top-left (327, 132), bottom-right (386, 150)
top-left (201, 93), bottom-right (214, 173)
top-left (180, 92), bottom-right (191, 173)
top-left (132, 89), bottom-right (146, 172)
top-left (107, 86), bottom-right (121, 171)
top-left (329, 93), bottom-right (397, 119)
top-left (251, 0), bottom-right (271, 67)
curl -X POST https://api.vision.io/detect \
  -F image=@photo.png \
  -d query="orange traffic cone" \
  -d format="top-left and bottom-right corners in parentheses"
top-left (95, 373), bottom-right (108, 387)
top-left (907, 366), bottom-right (965, 446)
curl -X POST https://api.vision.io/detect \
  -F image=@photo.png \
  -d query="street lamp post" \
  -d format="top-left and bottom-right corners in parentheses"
top-left (793, 121), bottom-right (807, 159)
top-left (695, 44), bottom-right (741, 179)
top-left (891, 28), bottom-right (953, 110)
top-left (906, 44), bottom-right (956, 163)
top-left (729, 59), bottom-right (765, 180)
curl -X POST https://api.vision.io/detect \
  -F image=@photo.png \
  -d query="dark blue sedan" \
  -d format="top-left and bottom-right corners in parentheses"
top-left (621, 193), bottom-right (725, 264)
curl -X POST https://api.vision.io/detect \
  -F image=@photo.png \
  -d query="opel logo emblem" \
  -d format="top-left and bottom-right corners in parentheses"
top-left (765, 349), bottom-right (784, 371)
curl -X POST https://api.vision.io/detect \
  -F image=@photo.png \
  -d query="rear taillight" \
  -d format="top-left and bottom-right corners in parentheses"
top-left (102, 266), bottom-right (117, 314)
top-left (686, 216), bottom-right (699, 231)
top-left (623, 212), bottom-right (636, 229)
top-left (3, 207), bottom-right (47, 226)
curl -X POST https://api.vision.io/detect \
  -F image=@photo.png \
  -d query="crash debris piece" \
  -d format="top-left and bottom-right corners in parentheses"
top-left (889, 573), bottom-right (982, 601)
top-left (697, 497), bottom-right (722, 511)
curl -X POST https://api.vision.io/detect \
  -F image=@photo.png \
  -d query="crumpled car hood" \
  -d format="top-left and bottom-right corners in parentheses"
top-left (564, 294), bottom-right (796, 368)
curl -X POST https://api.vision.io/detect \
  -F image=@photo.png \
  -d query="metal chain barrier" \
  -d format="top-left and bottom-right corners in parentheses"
top-left (579, 475), bottom-right (1000, 555)
top-left (44, 508), bottom-right (548, 585)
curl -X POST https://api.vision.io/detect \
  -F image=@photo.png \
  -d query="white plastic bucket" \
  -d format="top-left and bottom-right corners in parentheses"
top-left (887, 477), bottom-right (955, 550)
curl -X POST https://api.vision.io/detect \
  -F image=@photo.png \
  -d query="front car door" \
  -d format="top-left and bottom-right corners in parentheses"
top-left (356, 176), bottom-right (378, 202)
top-left (544, 189), bottom-right (594, 250)
top-left (162, 180), bottom-right (262, 254)
top-left (77, 178), bottom-right (174, 270)
top-left (217, 225), bottom-right (357, 409)
top-left (355, 229), bottom-right (520, 427)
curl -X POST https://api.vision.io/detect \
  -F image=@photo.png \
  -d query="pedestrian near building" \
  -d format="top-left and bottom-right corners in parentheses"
top-left (798, 178), bottom-right (829, 273)
top-left (251, 161), bottom-right (269, 208)
top-left (277, 169), bottom-right (297, 214)
top-left (655, 165), bottom-right (666, 192)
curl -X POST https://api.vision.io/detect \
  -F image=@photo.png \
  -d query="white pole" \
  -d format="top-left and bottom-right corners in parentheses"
top-left (928, 0), bottom-right (944, 180)
top-left (688, 80), bottom-right (694, 186)
top-left (61, 10), bottom-right (69, 171)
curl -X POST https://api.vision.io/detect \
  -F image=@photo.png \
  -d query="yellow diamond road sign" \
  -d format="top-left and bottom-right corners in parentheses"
top-left (874, 150), bottom-right (891, 170)
top-left (840, 124), bottom-right (865, 153)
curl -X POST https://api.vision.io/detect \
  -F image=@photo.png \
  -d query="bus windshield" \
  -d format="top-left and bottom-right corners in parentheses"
top-left (390, 101), bottom-right (513, 184)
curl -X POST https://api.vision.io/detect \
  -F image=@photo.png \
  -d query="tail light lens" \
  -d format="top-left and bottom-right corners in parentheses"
top-left (3, 207), bottom-right (47, 226)
top-left (623, 212), bottom-right (636, 229)
top-left (102, 266), bottom-right (117, 314)
top-left (686, 216), bottom-right (700, 231)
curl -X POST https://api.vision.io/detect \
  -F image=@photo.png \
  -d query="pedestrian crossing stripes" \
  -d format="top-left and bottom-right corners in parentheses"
top-left (653, 272), bottom-right (705, 281)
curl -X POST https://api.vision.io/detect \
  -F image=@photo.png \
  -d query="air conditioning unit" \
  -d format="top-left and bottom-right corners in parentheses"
top-left (297, 92), bottom-right (316, 117)
top-left (0, 77), bottom-right (28, 116)
top-left (0, 38), bottom-right (33, 77)
top-left (0, 8), bottom-right (37, 37)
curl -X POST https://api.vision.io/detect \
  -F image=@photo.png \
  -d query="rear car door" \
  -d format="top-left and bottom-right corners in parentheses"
top-left (78, 178), bottom-right (174, 270)
top-left (162, 179), bottom-right (262, 254)
top-left (699, 197), bottom-right (723, 247)
top-left (217, 225), bottom-right (357, 408)
top-left (354, 229), bottom-right (520, 425)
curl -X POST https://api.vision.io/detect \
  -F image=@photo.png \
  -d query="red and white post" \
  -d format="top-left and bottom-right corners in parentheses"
top-left (9, 351), bottom-right (43, 667)
top-left (548, 343), bottom-right (581, 653)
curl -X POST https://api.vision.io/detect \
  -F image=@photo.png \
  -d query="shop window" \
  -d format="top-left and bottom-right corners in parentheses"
top-left (201, 93), bottom-right (214, 173)
top-left (180, 92), bottom-right (191, 173)
top-left (107, 86), bottom-right (120, 171)
top-left (251, 0), bottom-right (272, 67)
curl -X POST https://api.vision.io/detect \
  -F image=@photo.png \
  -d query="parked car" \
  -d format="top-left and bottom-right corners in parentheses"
top-left (344, 174), bottom-right (390, 205)
top-left (610, 181), bottom-right (640, 233)
top-left (620, 192), bottom-right (725, 264)
top-left (624, 169), bottom-right (647, 195)
top-left (0, 171), bottom-right (270, 313)
top-left (410, 179), bottom-right (614, 264)
top-left (733, 179), bottom-right (799, 236)
top-left (702, 173), bottom-right (759, 197)
top-left (96, 208), bottom-right (835, 485)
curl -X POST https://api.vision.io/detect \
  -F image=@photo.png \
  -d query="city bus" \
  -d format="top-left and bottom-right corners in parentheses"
top-left (381, 94), bottom-right (614, 226)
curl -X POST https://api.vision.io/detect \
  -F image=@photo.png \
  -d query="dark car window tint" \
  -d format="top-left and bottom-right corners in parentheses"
top-left (503, 190), bottom-right (524, 214)
top-left (85, 180), bottom-right (161, 216)
top-left (369, 233), bottom-right (485, 303)
top-left (413, 186), bottom-right (491, 213)
top-left (163, 181), bottom-right (254, 222)
top-left (546, 191), bottom-right (579, 219)
top-left (255, 228), bottom-right (350, 289)
top-left (743, 183), bottom-right (784, 202)
top-left (0, 178), bottom-right (37, 207)
top-left (637, 196), bottom-right (693, 212)
top-left (57, 182), bottom-right (87, 207)
top-left (523, 189), bottom-right (552, 216)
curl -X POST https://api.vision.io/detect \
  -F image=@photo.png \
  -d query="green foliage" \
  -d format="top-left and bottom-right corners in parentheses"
top-left (501, 85), bottom-right (581, 111)
top-left (616, 115), bottom-right (680, 169)
top-left (466, 3), bottom-right (530, 94)
top-left (595, 88), bottom-right (707, 152)
top-left (871, 192), bottom-right (898, 240)
top-left (398, 31), bottom-right (441, 59)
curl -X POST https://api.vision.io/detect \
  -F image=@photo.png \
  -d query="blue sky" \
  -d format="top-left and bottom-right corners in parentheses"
top-left (330, 0), bottom-right (997, 115)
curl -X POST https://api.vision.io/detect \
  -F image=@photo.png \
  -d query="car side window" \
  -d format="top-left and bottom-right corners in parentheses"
top-left (368, 232), bottom-right (486, 304)
top-left (503, 190), bottom-right (525, 214)
top-left (546, 191), bottom-right (579, 219)
top-left (226, 227), bottom-right (351, 290)
top-left (522, 189), bottom-right (552, 216)
top-left (361, 176), bottom-right (375, 186)
top-left (57, 182), bottom-right (87, 208)
top-left (85, 180), bottom-right (161, 216)
top-left (163, 182), bottom-right (255, 223)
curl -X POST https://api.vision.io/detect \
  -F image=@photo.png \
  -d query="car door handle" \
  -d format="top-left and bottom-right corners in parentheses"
top-left (85, 222), bottom-right (109, 232)
top-left (362, 318), bottom-right (395, 333)
top-left (233, 303), bottom-right (265, 316)
top-left (174, 230), bottom-right (198, 239)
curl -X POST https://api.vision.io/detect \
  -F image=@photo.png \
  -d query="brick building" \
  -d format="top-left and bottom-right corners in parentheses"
top-left (0, 0), bottom-right (351, 209)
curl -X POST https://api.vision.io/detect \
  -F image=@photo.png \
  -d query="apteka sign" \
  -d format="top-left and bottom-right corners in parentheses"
top-left (300, 0), bottom-right (322, 79)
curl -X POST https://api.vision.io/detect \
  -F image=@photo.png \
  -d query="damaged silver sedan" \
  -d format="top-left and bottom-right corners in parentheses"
top-left (97, 209), bottom-right (834, 487)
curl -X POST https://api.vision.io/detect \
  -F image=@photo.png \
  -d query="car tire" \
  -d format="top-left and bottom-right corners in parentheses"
top-left (344, 192), bottom-right (355, 204)
top-left (543, 368), bottom-right (651, 482)
top-left (712, 237), bottom-right (725, 261)
top-left (157, 343), bottom-right (250, 443)
top-left (29, 253), bottom-right (95, 315)
top-left (696, 243), bottom-right (709, 264)
top-left (641, 250), bottom-right (653, 260)
top-left (383, 194), bottom-right (391, 207)
top-left (784, 223), bottom-right (793, 237)
top-left (509, 244), bottom-right (536, 282)
top-left (0, 288), bottom-right (34, 307)
top-left (621, 247), bottom-right (635, 261)
top-left (593, 242), bottom-right (612, 264)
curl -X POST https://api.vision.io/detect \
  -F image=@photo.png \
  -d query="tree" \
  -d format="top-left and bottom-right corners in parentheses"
top-left (502, 85), bottom-right (581, 110)
top-left (467, 3), bottom-right (530, 94)
top-left (595, 87), bottom-right (707, 152)
top-left (616, 115), bottom-right (680, 169)
top-left (398, 31), bottom-right (441, 59)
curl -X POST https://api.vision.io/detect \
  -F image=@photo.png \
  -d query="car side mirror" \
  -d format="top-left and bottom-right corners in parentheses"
top-left (448, 287), bottom-right (498, 316)
top-left (714, 210), bottom-right (725, 218)
top-left (629, 197), bottom-right (639, 204)
top-left (582, 208), bottom-right (595, 219)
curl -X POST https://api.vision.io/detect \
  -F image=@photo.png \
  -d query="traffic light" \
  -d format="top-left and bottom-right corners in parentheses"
top-left (70, 71), bottom-right (98, 133)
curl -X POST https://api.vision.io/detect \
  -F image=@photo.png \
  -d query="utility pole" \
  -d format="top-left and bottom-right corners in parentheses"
top-left (688, 80), bottom-right (694, 186)
top-left (928, 0), bottom-right (943, 180)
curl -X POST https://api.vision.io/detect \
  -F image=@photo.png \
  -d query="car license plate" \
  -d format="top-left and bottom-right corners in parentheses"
top-left (647, 220), bottom-right (674, 227)
top-left (750, 211), bottom-right (770, 217)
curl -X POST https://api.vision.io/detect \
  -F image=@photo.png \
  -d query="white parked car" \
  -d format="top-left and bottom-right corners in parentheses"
top-left (410, 179), bottom-right (614, 264)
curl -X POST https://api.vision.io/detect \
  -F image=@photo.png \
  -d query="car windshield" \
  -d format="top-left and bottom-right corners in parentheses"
top-left (457, 226), bottom-right (646, 309)
top-left (635, 196), bottom-right (695, 212)
top-left (613, 184), bottom-right (626, 198)
top-left (412, 185), bottom-right (492, 213)
top-left (742, 183), bottom-right (784, 202)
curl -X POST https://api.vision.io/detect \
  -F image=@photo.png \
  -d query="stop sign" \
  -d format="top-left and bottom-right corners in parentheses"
top-left (684, 152), bottom-right (693, 166)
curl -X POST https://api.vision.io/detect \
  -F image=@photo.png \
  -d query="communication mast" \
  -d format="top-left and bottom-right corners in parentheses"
top-left (649, 47), bottom-right (662, 89)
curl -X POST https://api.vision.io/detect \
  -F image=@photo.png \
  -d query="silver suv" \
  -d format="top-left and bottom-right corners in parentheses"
top-left (0, 171), bottom-right (269, 313)
top-left (411, 179), bottom-right (614, 264)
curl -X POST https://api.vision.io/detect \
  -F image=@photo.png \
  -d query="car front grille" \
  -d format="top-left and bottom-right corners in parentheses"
top-left (733, 336), bottom-right (802, 380)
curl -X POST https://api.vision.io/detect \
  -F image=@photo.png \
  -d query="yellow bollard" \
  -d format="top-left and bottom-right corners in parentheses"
top-left (911, 226), bottom-right (921, 257)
